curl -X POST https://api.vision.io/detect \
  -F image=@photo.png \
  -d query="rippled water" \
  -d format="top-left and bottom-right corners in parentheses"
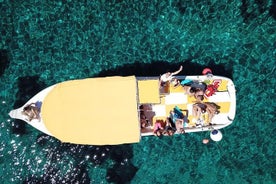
top-left (0, 0), bottom-right (275, 183)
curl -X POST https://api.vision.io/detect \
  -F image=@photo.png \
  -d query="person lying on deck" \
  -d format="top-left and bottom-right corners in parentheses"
top-left (204, 102), bottom-right (220, 123)
top-left (159, 65), bottom-right (183, 87)
top-left (181, 80), bottom-right (207, 102)
top-left (192, 102), bottom-right (220, 125)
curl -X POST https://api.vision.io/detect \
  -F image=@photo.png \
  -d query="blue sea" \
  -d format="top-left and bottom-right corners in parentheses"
top-left (0, 0), bottom-right (275, 183)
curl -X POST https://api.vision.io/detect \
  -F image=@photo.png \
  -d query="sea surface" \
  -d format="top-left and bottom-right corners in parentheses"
top-left (0, 0), bottom-right (275, 183)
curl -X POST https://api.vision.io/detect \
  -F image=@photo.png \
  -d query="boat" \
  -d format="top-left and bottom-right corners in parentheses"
top-left (9, 72), bottom-right (236, 145)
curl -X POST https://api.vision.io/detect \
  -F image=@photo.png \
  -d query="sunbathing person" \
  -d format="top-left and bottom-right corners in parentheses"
top-left (204, 102), bottom-right (220, 123)
top-left (22, 103), bottom-right (41, 121)
top-left (181, 80), bottom-right (207, 102)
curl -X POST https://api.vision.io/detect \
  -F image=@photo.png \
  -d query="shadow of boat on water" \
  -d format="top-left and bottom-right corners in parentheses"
top-left (96, 60), bottom-right (233, 79)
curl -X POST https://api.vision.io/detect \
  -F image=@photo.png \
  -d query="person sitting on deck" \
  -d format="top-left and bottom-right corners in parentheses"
top-left (159, 65), bottom-right (183, 87)
top-left (153, 119), bottom-right (164, 137)
top-left (140, 114), bottom-right (150, 129)
top-left (163, 117), bottom-right (176, 136)
top-left (139, 105), bottom-right (153, 129)
top-left (22, 101), bottom-right (42, 121)
top-left (169, 107), bottom-right (188, 134)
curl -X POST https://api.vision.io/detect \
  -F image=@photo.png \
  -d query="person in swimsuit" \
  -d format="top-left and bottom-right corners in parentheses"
top-left (22, 102), bottom-right (41, 121)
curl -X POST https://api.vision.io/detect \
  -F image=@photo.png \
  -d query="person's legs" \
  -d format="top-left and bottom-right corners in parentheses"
top-left (192, 105), bottom-right (201, 119)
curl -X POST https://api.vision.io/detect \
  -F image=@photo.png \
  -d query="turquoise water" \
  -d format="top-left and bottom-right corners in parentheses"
top-left (0, 0), bottom-right (275, 183)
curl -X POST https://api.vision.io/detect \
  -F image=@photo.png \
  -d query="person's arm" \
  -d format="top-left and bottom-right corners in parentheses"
top-left (159, 78), bottom-right (162, 88)
top-left (171, 65), bottom-right (183, 76)
top-left (29, 103), bottom-right (36, 106)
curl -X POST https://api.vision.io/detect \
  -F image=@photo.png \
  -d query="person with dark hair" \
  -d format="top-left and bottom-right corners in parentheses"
top-left (194, 90), bottom-right (205, 101)
top-left (190, 81), bottom-right (207, 91)
top-left (163, 117), bottom-right (176, 136)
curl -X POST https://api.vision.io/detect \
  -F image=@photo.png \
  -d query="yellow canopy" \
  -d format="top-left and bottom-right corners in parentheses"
top-left (41, 76), bottom-right (140, 145)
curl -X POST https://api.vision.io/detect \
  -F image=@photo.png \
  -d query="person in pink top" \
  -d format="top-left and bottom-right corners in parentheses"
top-left (153, 120), bottom-right (164, 137)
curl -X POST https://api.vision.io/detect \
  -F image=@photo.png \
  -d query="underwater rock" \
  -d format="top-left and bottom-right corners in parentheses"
top-left (11, 119), bottom-right (26, 134)
top-left (106, 163), bottom-right (138, 184)
top-left (36, 134), bottom-right (52, 146)
top-left (89, 146), bottom-right (111, 165)
top-left (110, 144), bottom-right (133, 163)
top-left (23, 164), bottom-right (90, 184)
top-left (16, 76), bottom-right (46, 101)
top-left (0, 50), bottom-right (9, 76)
top-left (106, 144), bottom-right (137, 183)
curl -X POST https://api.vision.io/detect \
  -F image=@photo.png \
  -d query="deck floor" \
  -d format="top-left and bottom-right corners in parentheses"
top-left (140, 78), bottom-right (231, 135)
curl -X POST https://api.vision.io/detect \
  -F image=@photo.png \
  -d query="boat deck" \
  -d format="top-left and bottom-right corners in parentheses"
top-left (138, 76), bottom-right (235, 136)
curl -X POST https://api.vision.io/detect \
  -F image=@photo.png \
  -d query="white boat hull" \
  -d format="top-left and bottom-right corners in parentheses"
top-left (9, 75), bottom-right (236, 145)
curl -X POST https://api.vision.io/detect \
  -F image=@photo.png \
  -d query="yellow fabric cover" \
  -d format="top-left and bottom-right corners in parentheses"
top-left (41, 76), bottom-right (140, 145)
top-left (138, 80), bottom-right (160, 104)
